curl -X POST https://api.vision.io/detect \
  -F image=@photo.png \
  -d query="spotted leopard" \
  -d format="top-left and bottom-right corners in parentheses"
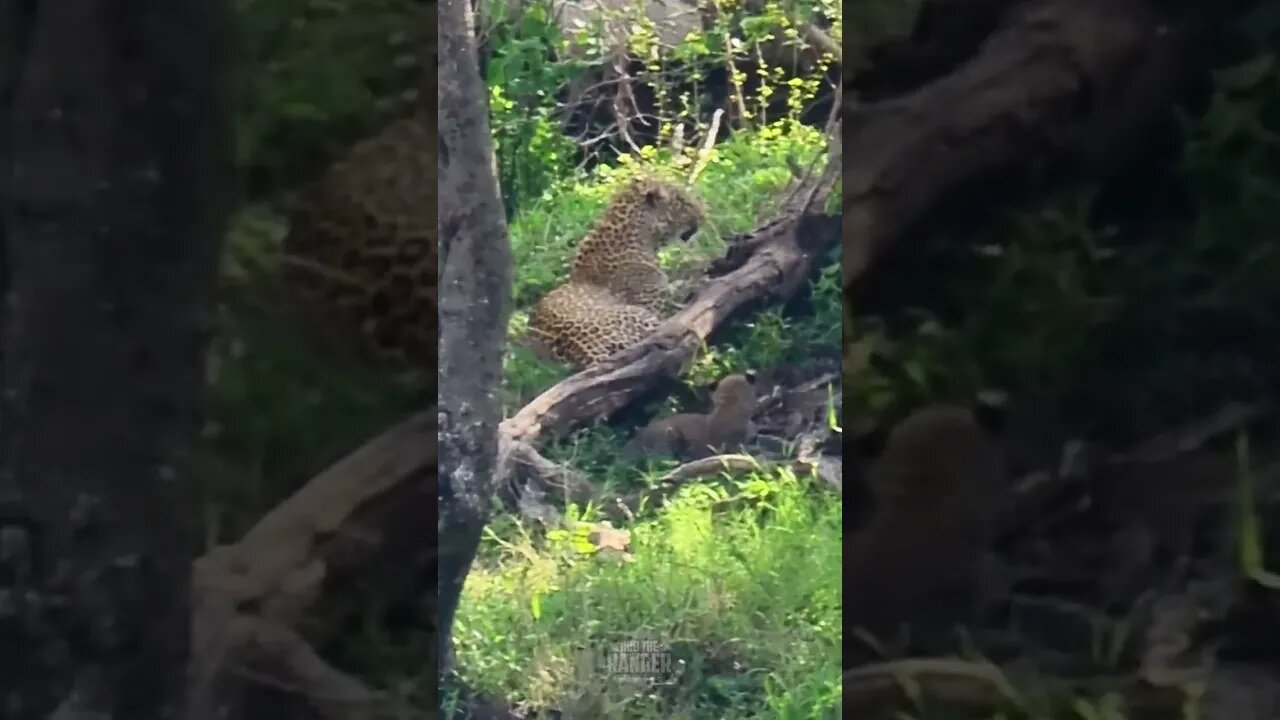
top-left (279, 110), bottom-right (435, 369)
top-left (528, 177), bottom-right (705, 368)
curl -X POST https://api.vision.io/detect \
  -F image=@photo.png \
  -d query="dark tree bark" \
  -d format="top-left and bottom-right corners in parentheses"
top-left (437, 0), bottom-right (514, 685)
top-left (0, 0), bottom-right (31, 355)
top-left (0, 4), bottom-right (232, 718)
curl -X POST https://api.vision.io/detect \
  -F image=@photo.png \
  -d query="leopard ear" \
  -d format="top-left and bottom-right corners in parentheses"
top-left (640, 178), bottom-right (671, 205)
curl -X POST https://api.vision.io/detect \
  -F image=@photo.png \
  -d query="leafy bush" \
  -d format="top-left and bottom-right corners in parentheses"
top-left (462, 2), bottom-right (844, 717)
top-left (480, 1), bottom-right (584, 216)
top-left (221, 1), bottom-right (844, 716)
top-left (501, 119), bottom-right (836, 411)
top-left (232, 0), bottom-right (427, 196)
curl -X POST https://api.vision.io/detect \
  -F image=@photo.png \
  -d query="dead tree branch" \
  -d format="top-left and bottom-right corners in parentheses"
top-left (502, 168), bottom-right (840, 446)
top-left (843, 0), bottom-right (1218, 293)
top-left (176, 0), bottom-right (1230, 714)
top-left (186, 412), bottom-right (437, 719)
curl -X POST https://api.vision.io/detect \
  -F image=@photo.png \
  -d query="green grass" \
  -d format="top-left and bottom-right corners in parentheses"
top-left (462, 117), bottom-right (842, 720)
top-left (215, 2), bottom-right (845, 716)
top-left (451, 465), bottom-right (842, 719)
top-left (203, 300), bottom-right (421, 538)
top-left (467, 7), bottom-right (846, 712)
top-left (502, 119), bottom-right (840, 411)
top-left (232, 0), bottom-right (427, 196)
top-left (211, 103), bottom-right (844, 720)
top-left (205, 0), bottom-right (431, 532)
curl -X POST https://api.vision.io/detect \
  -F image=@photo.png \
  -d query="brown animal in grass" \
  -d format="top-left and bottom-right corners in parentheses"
top-left (624, 374), bottom-right (757, 461)
top-left (845, 405), bottom-right (1007, 659)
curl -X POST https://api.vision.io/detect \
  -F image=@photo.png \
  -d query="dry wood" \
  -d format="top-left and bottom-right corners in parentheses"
top-left (489, 158), bottom-right (839, 526)
top-left (186, 411), bottom-right (437, 719)
top-left (180, 0), bottom-right (1226, 713)
top-left (181, 203), bottom-right (845, 710)
top-left (207, 615), bottom-right (413, 720)
top-left (838, 4), bottom-right (1226, 713)
top-left (1000, 401), bottom-right (1278, 542)
top-left (181, 157), bottom-right (836, 713)
top-left (512, 447), bottom-right (841, 529)
top-left (502, 170), bottom-right (840, 446)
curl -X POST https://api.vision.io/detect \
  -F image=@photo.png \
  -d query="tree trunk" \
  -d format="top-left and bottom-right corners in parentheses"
top-left (437, 0), bottom-right (515, 684)
top-left (0, 4), bottom-right (232, 718)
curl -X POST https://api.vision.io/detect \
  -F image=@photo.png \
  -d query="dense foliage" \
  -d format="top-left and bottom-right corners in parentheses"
top-left (206, 0), bottom-right (1280, 716)
top-left (458, 1), bottom-right (844, 716)
top-left (215, 0), bottom-right (843, 716)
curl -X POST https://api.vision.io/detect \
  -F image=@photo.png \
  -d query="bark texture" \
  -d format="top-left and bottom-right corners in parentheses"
top-left (501, 202), bottom-right (839, 446)
top-left (0, 3), bottom-right (232, 718)
top-left (437, 0), bottom-right (515, 681)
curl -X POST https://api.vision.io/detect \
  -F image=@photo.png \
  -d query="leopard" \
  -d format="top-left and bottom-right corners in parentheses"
top-left (846, 405), bottom-right (1007, 659)
top-left (279, 110), bottom-right (436, 371)
top-left (623, 373), bottom-right (757, 460)
top-left (527, 176), bottom-right (706, 368)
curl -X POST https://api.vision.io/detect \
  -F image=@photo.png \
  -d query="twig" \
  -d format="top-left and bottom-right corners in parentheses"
top-left (227, 615), bottom-right (415, 720)
top-left (659, 453), bottom-right (762, 484)
top-left (842, 657), bottom-right (1029, 714)
top-left (842, 656), bottom-right (1193, 717)
top-left (798, 20), bottom-right (841, 63)
top-left (686, 108), bottom-right (724, 185)
top-left (1116, 401), bottom-right (1273, 465)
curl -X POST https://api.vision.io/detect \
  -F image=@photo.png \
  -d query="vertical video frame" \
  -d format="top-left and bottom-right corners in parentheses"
top-left (439, 0), bottom-right (842, 716)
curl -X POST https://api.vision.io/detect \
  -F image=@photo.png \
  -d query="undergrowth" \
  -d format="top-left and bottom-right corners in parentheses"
top-left (204, 0), bottom-right (1280, 717)
top-left (232, 0), bottom-right (428, 196)
top-left (213, 0), bottom-right (850, 716)
top-left (501, 119), bottom-right (840, 413)
top-left (454, 0), bottom-right (846, 717)
top-left (841, 11), bottom-right (1280, 720)
top-left (450, 466), bottom-right (842, 719)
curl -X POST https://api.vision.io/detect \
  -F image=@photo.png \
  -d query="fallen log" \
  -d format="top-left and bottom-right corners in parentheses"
top-left (843, 0), bottom-right (1219, 293)
top-left (180, 160), bottom-right (839, 715)
top-left (502, 161), bottom-right (840, 445)
top-left (180, 186), bottom-right (842, 714)
top-left (182, 0), bottom-right (1232, 712)
top-left (185, 411), bottom-right (437, 719)
top-left (491, 160), bottom-right (839, 519)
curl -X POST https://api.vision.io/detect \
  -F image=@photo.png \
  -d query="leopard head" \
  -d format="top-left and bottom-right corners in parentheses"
top-left (609, 177), bottom-right (706, 251)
